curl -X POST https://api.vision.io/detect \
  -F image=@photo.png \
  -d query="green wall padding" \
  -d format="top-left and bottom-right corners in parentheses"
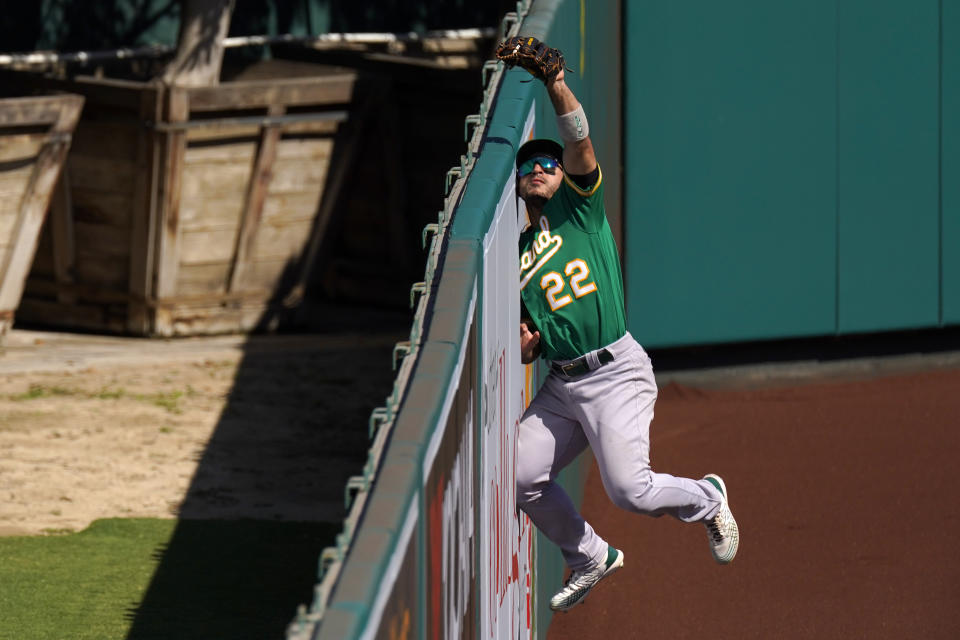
top-left (624, 1), bottom-right (838, 347)
top-left (625, 0), bottom-right (954, 347)
top-left (837, 0), bottom-right (941, 332)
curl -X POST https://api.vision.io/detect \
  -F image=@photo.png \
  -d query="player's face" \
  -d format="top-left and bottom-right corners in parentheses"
top-left (517, 155), bottom-right (563, 203)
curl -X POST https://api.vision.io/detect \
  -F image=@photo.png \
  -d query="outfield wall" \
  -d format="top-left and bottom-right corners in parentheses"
top-left (624, 0), bottom-right (960, 347)
top-left (286, 1), bottom-right (619, 638)
top-left (288, 0), bottom-right (959, 636)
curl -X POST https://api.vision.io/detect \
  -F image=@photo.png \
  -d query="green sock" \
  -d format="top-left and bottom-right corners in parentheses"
top-left (605, 546), bottom-right (618, 568)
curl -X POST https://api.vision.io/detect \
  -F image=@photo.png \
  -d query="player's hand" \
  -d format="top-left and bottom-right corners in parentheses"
top-left (520, 320), bottom-right (541, 364)
top-left (546, 65), bottom-right (565, 87)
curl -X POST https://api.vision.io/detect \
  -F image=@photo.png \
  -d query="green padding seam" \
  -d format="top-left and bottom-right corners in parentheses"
top-left (315, 2), bottom-right (571, 637)
top-left (321, 456), bottom-right (417, 640)
top-left (451, 73), bottom-right (539, 240)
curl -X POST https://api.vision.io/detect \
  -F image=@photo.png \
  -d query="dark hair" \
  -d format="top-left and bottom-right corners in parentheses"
top-left (516, 138), bottom-right (564, 170)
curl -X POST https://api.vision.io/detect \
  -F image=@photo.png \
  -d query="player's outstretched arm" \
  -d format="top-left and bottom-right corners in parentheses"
top-left (545, 68), bottom-right (597, 176)
top-left (496, 36), bottom-right (597, 176)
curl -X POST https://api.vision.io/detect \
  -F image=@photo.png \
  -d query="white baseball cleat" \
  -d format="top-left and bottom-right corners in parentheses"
top-left (703, 474), bottom-right (739, 564)
top-left (549, 546), bottom-right (624, 612)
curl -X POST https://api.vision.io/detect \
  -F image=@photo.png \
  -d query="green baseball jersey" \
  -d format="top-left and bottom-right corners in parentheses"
top-left (518, 167), bottom-right (626, 361)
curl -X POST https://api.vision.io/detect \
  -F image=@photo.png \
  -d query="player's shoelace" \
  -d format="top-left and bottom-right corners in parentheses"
top-left (706, 509), bottom-right (729, 542)
top-left (551, 548), bottom-right (623, 610)
top-left (705, 502), bottom-right (739, 563)
top-left (702, 474), bottom-right (738, 564)
top-left (553, 566), bottom-right (604, 605)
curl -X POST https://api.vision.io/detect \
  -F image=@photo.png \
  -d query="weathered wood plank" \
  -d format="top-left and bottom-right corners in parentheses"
top-left (127, 84), bottom-right (165, 335)
top-left (0, 95), bottom-right (75, 128)
top-left (242, 258), bottom-right (289, 291)
top-left (185, 126), bottom-right (260, 145)
top-left (185, 74), bottom-right (357, 111)
top-left (13, 74), bottom-right (150, 111)
top-left (0, 210), bottom-right (20, 240)
top-left (69, 76), bottom-right (155, 109)
top-left (153, 88), bottom-right (189, 308)
top-left (179, 228), bottom-right (237, 264)
top-left (184, 143), bottom-right (258, 166)
top-left (277, 120), bottom-right (339, 136)
top-left (166, 305), bottom-right (270, 336)
top-left (261, 192), bottom-right (325, 223)
top-left (0, 162), bottom-right (35, 186)
top-left (285, 84), bottom-right (383, 306)
top-left (151, 292), bottom-right (275, 336)
top-left (227, 103), bottom-right (285, 293)
top-left (180, 160), bottom-right (252, 201)
top-left (0, 153), bottom-right (36, 178)
top-left (180, 194), bottom-right (245, 228)
top-left (251, 220), bottom-right (313, 261)
top-left (0, 94), bottom-right (83, 313)
top-left (266, 157), bottom-right (331, 194)
top-left (0, 134), bottom-right (46, 162)
top-left (273, 136), bottom-right (335, 161)
top-left (0, 166), bottom-right (32, 212)
top-left (175, 263), bottom-right (230, 294)
top-left (6, 70), bottom-right (370, 338)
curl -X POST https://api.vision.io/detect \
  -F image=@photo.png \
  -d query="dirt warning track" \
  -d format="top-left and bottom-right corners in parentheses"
top-left (547, 365), bottom-right (960, 640)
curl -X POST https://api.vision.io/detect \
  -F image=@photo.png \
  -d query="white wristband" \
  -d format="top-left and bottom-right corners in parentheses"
top-left (556, 104), bottom-right (589, 143)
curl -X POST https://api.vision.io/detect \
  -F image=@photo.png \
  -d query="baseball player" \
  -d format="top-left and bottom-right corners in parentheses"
top-left (497, 37), bottom-right (740, 612)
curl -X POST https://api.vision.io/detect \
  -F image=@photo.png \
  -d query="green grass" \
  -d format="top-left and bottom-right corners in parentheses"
top-left (0, 519), bottom-right (175, 640)
top-left (11, 385), bottom-right (75, 400)
top-left (0, 518), bottom-right (337, 640)
top-left (7, 385), bottom-right (193, 413)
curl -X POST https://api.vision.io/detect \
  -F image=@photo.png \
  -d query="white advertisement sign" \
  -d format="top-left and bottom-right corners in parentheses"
top-left (479, 108), bottom-right (538, 640)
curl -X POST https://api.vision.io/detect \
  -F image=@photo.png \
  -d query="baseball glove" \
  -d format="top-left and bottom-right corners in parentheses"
top-left (496, 36), bottom-right (567, 82)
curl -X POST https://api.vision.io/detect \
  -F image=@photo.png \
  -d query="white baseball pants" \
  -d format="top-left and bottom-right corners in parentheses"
top-left (516, 332), bottom-right (723, 571)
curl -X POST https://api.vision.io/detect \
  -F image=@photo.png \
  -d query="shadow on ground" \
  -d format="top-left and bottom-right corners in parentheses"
top-left (124, 304), bottom-right (410, 640)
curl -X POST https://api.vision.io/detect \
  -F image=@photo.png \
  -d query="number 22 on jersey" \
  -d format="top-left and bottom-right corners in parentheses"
top-left (540, 259), bottom-right (597, 311)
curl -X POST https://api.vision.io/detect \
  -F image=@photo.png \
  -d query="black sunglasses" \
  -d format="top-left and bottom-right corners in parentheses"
top-left (517, 155), bottom-right (561, 177)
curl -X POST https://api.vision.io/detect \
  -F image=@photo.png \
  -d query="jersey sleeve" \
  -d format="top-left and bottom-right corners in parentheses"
top-left (557, 165), bottom-right (605, 232)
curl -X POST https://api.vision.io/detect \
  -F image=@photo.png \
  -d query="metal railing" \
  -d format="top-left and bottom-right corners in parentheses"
top-left (285, 2), bottom-right (533, 638)
top-left (0, 28), bottom-right (499, 67)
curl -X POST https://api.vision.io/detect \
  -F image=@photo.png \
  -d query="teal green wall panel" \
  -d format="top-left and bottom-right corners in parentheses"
top-left (944, 1), bottom-right (960, 324)
top-left (624, 1), bottom-right (837, 347)
top-left (836, 0), bottom-right (941, 333)
top-left (530, 0), bottom-right (587, 141)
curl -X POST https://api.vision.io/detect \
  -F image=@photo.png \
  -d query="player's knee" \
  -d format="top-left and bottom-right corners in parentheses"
top-left (515, 469), bottom-right (543, 505)
top-left (609, 486), bottom-right (643, 512)
top-left (607, 470), bottom-right (655, 513)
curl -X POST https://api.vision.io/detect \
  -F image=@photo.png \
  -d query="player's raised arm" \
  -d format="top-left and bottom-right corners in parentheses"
top-left (545, 69), bottom-right (596, 176)
top-left (496, 36), bottom-right (597, 176)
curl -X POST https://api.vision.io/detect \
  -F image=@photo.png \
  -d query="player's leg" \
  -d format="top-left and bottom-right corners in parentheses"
top-left (569, 333), bottom-right (739, 562)
top-left (516, 374), bottom-right (607, 572)
top-left (570, 335), bottom-right (723, 522)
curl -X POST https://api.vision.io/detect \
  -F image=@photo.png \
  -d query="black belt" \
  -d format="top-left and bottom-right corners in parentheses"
top-left (551, 349), bottom-right (614, 377)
